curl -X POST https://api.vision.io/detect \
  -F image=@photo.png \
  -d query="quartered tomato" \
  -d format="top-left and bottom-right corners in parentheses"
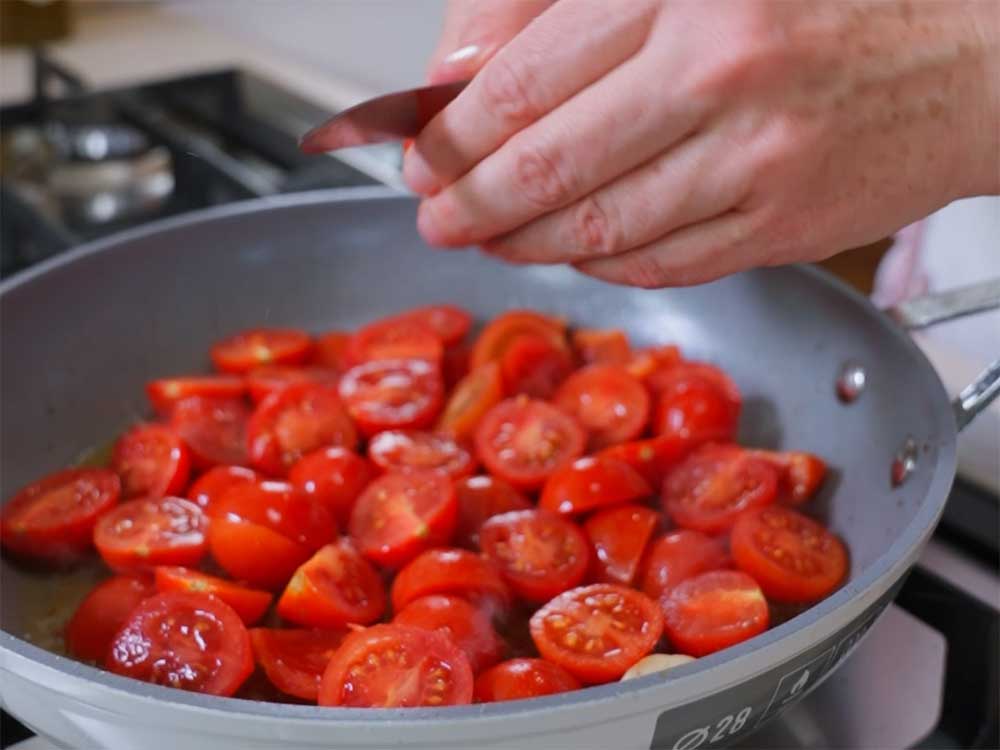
top-left (186, 465), bottom-right (258, 512)
top-left (397, 304), bottom-right (473, 346)
top-left (349, 315), bottom-right (443, 364)
top-left (65, 574), bottom-right (156, 662)
top-left (436, 362), bottom-right (504, 442)
top-left (210, 328), bottom-right (313, 374)
top-left (454, 475), bottom-right (531, 549)
top-left (111, 423), bottom-right (190, 499)
top-left (288, 447), bottom-right (375, 524)
top-left (246, 366), bottom-right (340, 403)
top-left (208, 518), bottom-right (310, 591)
top-left (584, 505), bottom-right (659, 586)
top-left (530, 583), bottom-right (663, 684)
top-left (394, 594), bottom-right (504, 674)
top-left (731, 506), bottom-right (848, 603)
top-left (625, 345), bottom-right (682, 384)
top-left (598, 435), bottom-right (691, 489)
top-left (250, 627), bottom-right (349, 701)
top-left (390, 548), bottom-right (511, 614)
top-left (369, 430), bottom-right (474, 479)
top-left (1, 468), bottom-right (120, 564)
top-left (662, 444), bottom-right (778, 534)
top-left (471, 310), bottom-right (568, 369)
top-left (94, 496), bottom-right (207, 571)
top-left (571, 329), bottom-right (631, 366)
top-left (349, 472), bottom-right (457, 568)
top-left (479, 510), bottom-right (589, 603)
top-left (314, 331), bottom-right (353, 372)
top-left (500, 334), bottom-right (574, 399)
top-left (652, 362), bottom-right (741, 445)
top-left (211, 480), bottom-right (337, 553)
top-left (146, 375), bottom-right (245, 415)
top-left (339, 359), bottom-right (444, 437)
top-left (475, 397), bottom-right (586, 491)
top-left (539, 456), bottom-right (651, 516)
top-left (640, 530), bottom-right (730, 600)
top-left (318, 623), bottom-right (473, 707)
top-left (660, 570), bottom-right (769, 656)
top-left (247, 383), bottom-right (357, 476)
top-left (154, 566), bottom-right (272, 625)
top-left (277, 540), bottom-right (386, 627)
top-left (474, 658), bottom-right (581, 703)
top-left (554, 365), bottom-right (650, 450)
top-left (751, 451), bottom-right (827, 505)
top-left (106, 591), bottom-right (253, 696)
top-left (170, 396), bottom-right (251, 469)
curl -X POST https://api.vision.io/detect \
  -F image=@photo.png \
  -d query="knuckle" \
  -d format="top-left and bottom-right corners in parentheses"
top-left (570, 196), bottom-right (622, 257)
top-left (513, 139), bottom-right (577, 210)
top-left (480, 55), bottom-right (542, 127)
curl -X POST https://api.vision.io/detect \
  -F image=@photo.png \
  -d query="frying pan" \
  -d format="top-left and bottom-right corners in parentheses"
top-left (1, 188), bottom-right (997, 750)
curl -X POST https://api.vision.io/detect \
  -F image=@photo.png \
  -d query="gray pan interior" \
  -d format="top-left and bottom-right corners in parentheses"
top-left (0, 187), bottom-right (955, 721)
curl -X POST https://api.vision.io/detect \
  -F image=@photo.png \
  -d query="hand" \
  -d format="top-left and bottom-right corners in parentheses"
top-left (404, 0), bottom-right (999, 288)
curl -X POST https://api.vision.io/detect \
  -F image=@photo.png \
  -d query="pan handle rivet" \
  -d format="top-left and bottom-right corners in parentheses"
top-left (891, 438), bottom-right (919, 487)
top-left (836, 362), bottom-right (867, 403)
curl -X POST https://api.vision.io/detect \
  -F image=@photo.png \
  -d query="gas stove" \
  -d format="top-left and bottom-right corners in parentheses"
top-left (1, 56), bottom-right (997, 750)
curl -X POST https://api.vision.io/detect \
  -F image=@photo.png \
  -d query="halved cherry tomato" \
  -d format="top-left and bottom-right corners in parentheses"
top-left (208, 518), bottom-right (310, 591)
top-left (442, 342), bottom-right (472, 390)
top-left (652, 362), bottom-right (741, 444)
top-left (250, 627), bottom-right (349, 701)
top-left (314, 331), bottom-right (353, 372)
top-left (391, 548), bottom-right (511, 615)
top-left (277, 540), bottom-right (386, 627)
top-left (479, 510), bottom-right (589, 603)
top-left (247, 383), bottom-right (357, 477)
top-left (106, 591), bottom-right (253, 696)
top-left (471, 310), bottom-right (568, 369)
top-left (662, 444), bottom-right (778, 534)
top-left (731, 506), bottom-right (848, 603)
top-left (539, 456), bottom-right (651, 516)
top-left (169, 395), bottom-right (250, 469)
top-left (154, 566), bottom-right (272, 625)
top-left (1, 468), bottom-right (120, 564)
top-left (111, 423), bottom-right (190, 499)
top-left (660, 570), bottom-right (769, 656)
top-left (246, 366), bottom-right (339, 403)
top-left (339, 358), bottom-right (444, 437)
top-left (210, 328), bottom-right (313, 374)
top-left (348, 315), bottom-right (443, 364)
top-left (397, 304), bottom-right (473, 346)
top-left (65, 575), bottom-right (156, 662)
top-left (186, 465), bottom-right (258, 511)
top-left (318, 623), bottom-right (473, 707)
top-left (751, 451), bottom-right (828, 505)
top-left (597, 435), bottom-right (692, 489)
top-left (349, 472), bottom-right (457, 568)
top-left (437, 362), bottom-right (504, 442)
top-left (530, 583), bottom-right (663, 684)
top-left (571, 329), bottom-right (631, 366)
top-left (454, 475), bottom-right (531, 549)
top-left (625, 345), bottom-right (683, 385)
top-left (394, 594), bottom-right (504, 674)
top-left (94, 496), bottom-right (207, 571)
top-left (288, 447), bottom-right (374, 524)
top-left (474, 658), bottom-right (581, 703)
top-left (211, 480), bottom-right (336, 552)
top-left (500, 334), bottom-right (574, 399)
top-left (475, 397), bottom-right (586, 491)
top-left (369, 430), bottom-right (474, 479)
top-left (145, 376), bottom-right (245, 415)
top-left (584, 505), bottom-right (659, 586)
top-left (553, 365), bottom-right (650, 450)
top-left (640, 530), bottom-right (730, 600)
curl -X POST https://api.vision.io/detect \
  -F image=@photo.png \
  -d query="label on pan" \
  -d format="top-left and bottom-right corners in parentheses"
top-left (648, 592), bottom-right (894, 750)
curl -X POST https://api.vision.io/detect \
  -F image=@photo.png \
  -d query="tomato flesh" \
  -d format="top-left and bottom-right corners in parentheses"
top-left (641, 530), bottom-right (730, 599)
top-left (530, 583), bottom-right (663, 684)
top-left (106, 591), bottom-right (253, 696)
top-left (288, 447), bottom-right (375, 525)
top-left (752, 450), bottom-right (827, 505)
top-left (246, 366), bottom-right (339, 403)
top-left (436, 362), bottom-right (503, 442)
top-left (660, 570), bottom-right (769, 656)
top-left (111, 423), bottom-right (190, 500)
top-left (154, 566), bottom-right (272, 625)
top-left (318, 623), bottom-right (473, 707)
top-left (339, 359), bottom-right (444, 437)
top-left (584, 505), bottom-right (659, 586)
top-left (540, 456), bottom-right (651, 516)
top-left (250, 627), bottom-right (349, 701)
top-left (391, 548), bottom-right (511, 615)
top-left (394, 594), bottom-right (504, 674)
top-left (500, 334), bottom-right (574, 399)
top-left (369, 429), bottom-right (474, 479)
top-left (554, 365), bottom-right (650, 450)
top-left (185, 465), bottom-right (258, 512)
top-left (94, 496), bottom-right (207, 571)
top-left (453, 475), bottom-right (531, 549)
top-left (474, 658), bottom-right (581, 702)
top-left (626, 345), bottom-right (682, 386)
top-left (571, 329), bottom-right (631, 366)
top-left (471, 310), bottom-right (567, 369)
top-left (652, 362), bottom-right (741, 445)
top-left (211, 328), bottom-right (313, 374)
top-left (170, 396), bottom-right (250, 469)
top-left (146, 376), bottom-right (245, 415)
top-left (65, 575), bottom-right (156, 662)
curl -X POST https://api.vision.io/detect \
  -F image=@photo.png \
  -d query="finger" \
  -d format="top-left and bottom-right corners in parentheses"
top-left (573, 211), bottom-right (764, 289)
top-left (480, 128), bottom-right (750, 264)
top-left (404, 0), bottom-right (657, 195)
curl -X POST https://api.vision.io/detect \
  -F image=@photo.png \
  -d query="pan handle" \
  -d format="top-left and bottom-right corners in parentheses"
top-left (886, 280), bottom-right (1000, 432)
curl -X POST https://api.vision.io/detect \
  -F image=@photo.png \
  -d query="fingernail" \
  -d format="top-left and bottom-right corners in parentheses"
top-left (442, 44), bottom-right (481, 66)
top-left (402, 138), bottom-right (414, 154)
top-left (428, 44), bottom-right (485, 84)
top-left (403, 148), bottom-right (442, 196)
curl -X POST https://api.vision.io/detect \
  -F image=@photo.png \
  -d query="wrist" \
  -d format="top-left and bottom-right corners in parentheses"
top-left (959, 0), bottom-right (1000, 196)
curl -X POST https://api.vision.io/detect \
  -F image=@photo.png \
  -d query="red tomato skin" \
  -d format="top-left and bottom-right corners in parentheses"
top-left (246, 366), bottom-right (339, 403)
top-left (626, 345), bottom-right (683, 384)
top-left (93, 497), bottom-right (207, 572)
top-left (146, 376), bottom-right (245, 415)
top-left (437, 362), bottom-right (504, 443)
top-left (500, 334), bottom-right (574, 399)
top-left (398, 304), bottom-right (473, 346)
top-left (211, 479), bottom-right (337, 552)
top-left (315, 331), bottom-right (353, 372)
top-left (453, 475), bottom-right (532, 549)
top-left (169, 395), bottom-right (251, 470)
top-left (339, 359), bottom-right (444, 438)
top-left (111, 423), bottom-right (191, 500)
top-left (1, 468), bottom-right (120, 565)
top-left (105, 591), bottom-right (253, 696)
top-left (65, 575), bottom-right (156, 662)
top-left (651, 362), bottom-right (741, 445)
top-left (584, 505), bottom-right (659, 586)
top-left (640, 530), bottom-right (730, 599)
top-left (571, 329), bottom-right (631, 366)
top-left (442, 342), bottom-right (472, 390)
top-left (288, 447), bottom-right (375, 525)
top-left (210, 328), bottom-right (313, 374)
top-left (539, 456), bottom-right (652, 516)
top-left (394, 594), bottom-right (504, 674)
top-left (660, 570), bottom-right (769, 657)
top-left (474, 658), bottom-right (581, 702)
top-left (597, 435), bottom-right (692, 489)
top-left (208, 519), bottom-right (311, 591)
top-left (751, 451), bottom-right (828, 505)
top-left (368, 430), bottom-right (474, 479)
top-left (348, 315), bottom-right (443, 364)
top-left (154, 567), bottom-right (272, 625)
top-left (186, 465), bottom-right (258, 512)
top-left (249, 627), bottom-right (349, 701)
top-left (390, 548), bottom-right (511, 615)
top-left (553, 365), bottom-right (651, 450)
top-left (471, 310), bottom-right (568, 369)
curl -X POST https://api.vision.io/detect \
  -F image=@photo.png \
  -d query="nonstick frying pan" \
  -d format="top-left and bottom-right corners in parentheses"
top-left (1, 187), bottom-right (997, 750)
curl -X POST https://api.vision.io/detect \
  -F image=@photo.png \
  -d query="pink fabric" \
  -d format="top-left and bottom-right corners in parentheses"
top-left (870, 220), bottom-right (929, 309)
